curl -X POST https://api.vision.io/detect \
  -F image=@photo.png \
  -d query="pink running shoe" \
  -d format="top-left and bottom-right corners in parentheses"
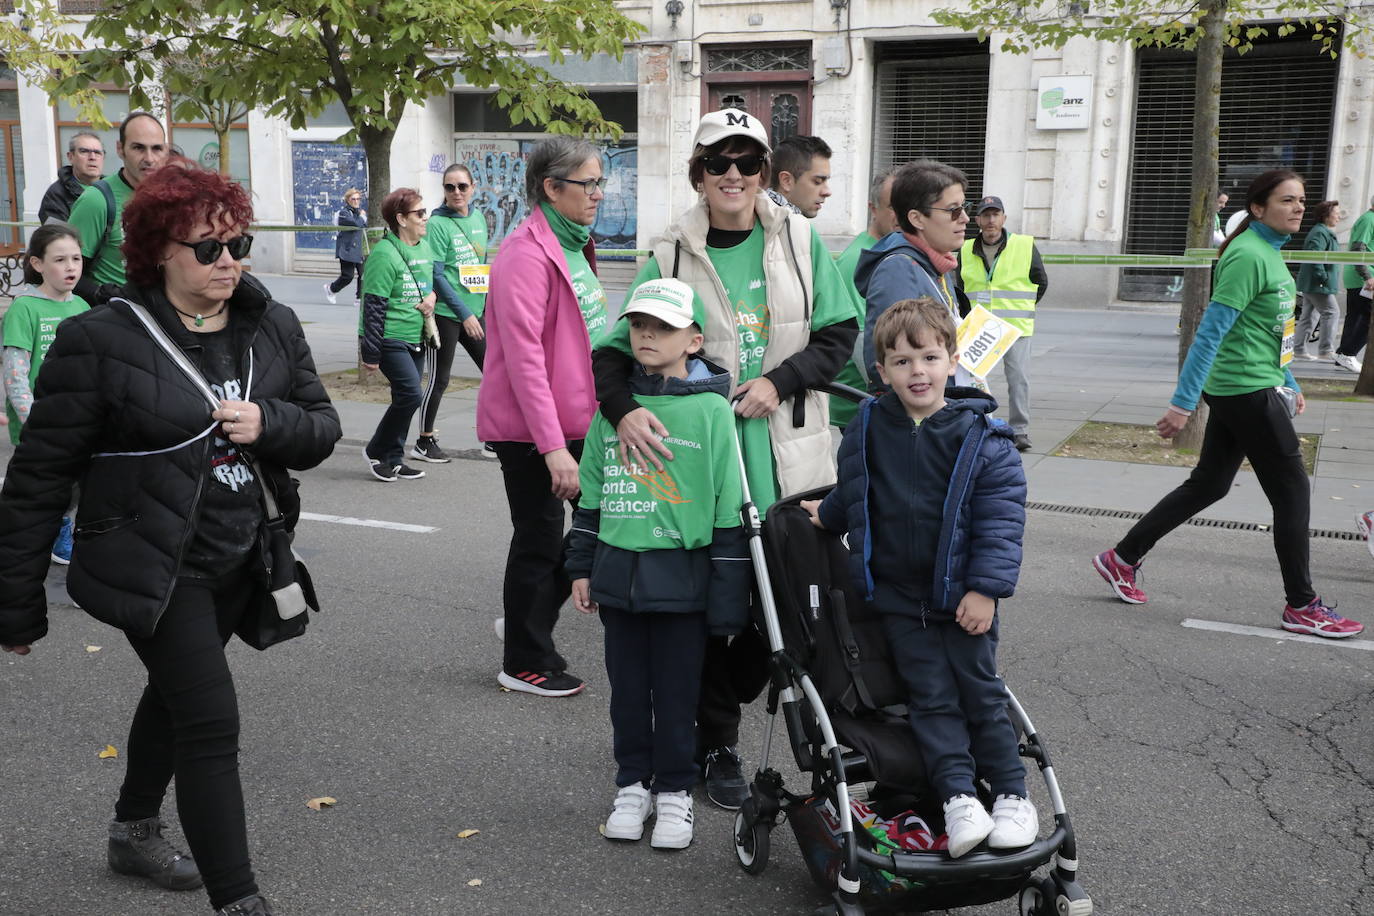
top-left (1092, 549), bottom-right (1147, 604)
top-left (1281, 598), bottom-right (1364, 639)
top-left (1357, 510), bottom-right (1374, 561)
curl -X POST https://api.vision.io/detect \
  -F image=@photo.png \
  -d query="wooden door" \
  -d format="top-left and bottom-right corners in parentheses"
top-left (707, 83), bottom-right (809, 146)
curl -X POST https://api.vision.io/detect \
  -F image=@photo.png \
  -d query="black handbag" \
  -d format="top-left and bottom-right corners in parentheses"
top-left (122, 298), bottom-right (320, 649)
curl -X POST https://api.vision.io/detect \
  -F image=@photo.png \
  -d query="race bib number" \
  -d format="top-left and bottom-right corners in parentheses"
top-left (956, 305), bottom-right (1023, 379)
top-left (1279, 314), bottom-right (1295, 368)
top-left (459, 264), bottom-right (490, 294)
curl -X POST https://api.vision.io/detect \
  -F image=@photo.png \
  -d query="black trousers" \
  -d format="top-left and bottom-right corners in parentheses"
top-left (1337, 287), bottom-right (1371, 357)
top-left (601, 606), bottom-right (707, 793)
top-left (696, 624), bottom-right (770, 751)
top-left (115, 571), bottom-right (257, 910)
top-left (492, 439), bottom-right (584, 674)
top-left (329, 260), bottom-right (362, 298)
top-left (1116, 388), bottom-right (1315, 607)
top-left (418, 314), bottom-right (486, 435)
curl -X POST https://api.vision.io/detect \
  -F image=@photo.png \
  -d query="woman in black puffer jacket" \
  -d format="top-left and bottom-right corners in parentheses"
top-left (0, 159), bottom-right (340, 916)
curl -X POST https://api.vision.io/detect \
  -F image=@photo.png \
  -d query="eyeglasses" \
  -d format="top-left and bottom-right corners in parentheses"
top-left (72, 147), bottom-right (104, 157)
top-left (175, 235), bottom-right (254, 265)
top-left (929, 202), bottom-right (975, 219)
top-left (346, 196), bottom-right (361, 202)
top-left (443, 182), bottom-right (471, 193)
top-left (402, 208), bottom-right (428, 219)
top-left (702, 154), bottom-right (765, 177)
top-left (557, 176), bottom-right (608, 195)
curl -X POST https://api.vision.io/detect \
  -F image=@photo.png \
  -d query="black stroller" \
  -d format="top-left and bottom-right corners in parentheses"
top-left (729, 385), bottom-right (1093, 916)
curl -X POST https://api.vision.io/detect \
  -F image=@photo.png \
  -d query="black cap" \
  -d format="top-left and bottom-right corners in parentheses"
top-left (976, 195), bottom-right (1005, 215)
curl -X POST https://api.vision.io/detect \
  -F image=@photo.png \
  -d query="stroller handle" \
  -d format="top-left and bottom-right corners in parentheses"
top-left (814, 381), bottom-right (869, 405)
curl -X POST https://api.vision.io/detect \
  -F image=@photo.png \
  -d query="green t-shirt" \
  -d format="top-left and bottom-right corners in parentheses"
top-left (2, 293), bottom-right (90, 442)
top-left (578, 388), bottom-right (743, 552)
top-left (1206, 226), bottom-right (1296, 396)
top-left (603, 221), bottom-right (854, 513)
top-left (427, 209), bottom-right (489, 320)
top-left (1343, 209), bottom-right (1374, 289)
top-left (67, 173), bottom-right (135, 285)
top-left (830, 231), bottom-right (879, 427)
top-left (540, 202), bottom-right (608, 340)
top-left (359, 234), bottom-right (433, 345)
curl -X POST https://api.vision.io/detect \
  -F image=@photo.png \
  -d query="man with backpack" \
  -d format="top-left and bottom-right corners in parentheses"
top-left (68, 112), bottom-right (169, 305)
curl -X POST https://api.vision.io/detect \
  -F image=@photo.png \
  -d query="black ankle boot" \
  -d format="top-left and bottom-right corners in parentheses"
top-left (107, 816), bottom-right (203, 891)
top-left (218, 894), bottom-right (275, 915)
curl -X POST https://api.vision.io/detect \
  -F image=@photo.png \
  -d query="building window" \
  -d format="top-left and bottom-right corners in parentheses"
top-left (452, 91), bottom-right (637, 134)
top-left (706, 45), bottom-right (811, 73)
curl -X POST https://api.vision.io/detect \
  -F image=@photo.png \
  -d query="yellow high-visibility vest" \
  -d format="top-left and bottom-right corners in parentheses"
top-left (959, 234), bottom-right (1038, 336)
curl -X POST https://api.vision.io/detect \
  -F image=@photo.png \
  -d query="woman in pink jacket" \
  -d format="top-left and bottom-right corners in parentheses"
top-left (477, 136), bottom-right (609, 698)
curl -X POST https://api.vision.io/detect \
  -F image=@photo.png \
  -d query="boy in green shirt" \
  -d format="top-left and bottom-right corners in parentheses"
top-left (565, 278), bottom-right (750, 852)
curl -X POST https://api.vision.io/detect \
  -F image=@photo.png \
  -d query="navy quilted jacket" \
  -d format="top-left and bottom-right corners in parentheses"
top-left (0, 276), bottom-right (340, 646)
top-left (816, 389), bottom-right (1026, 619)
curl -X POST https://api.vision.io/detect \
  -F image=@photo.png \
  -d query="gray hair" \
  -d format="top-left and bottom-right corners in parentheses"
top-left (891, 159), bottom-right (968, 234)
top-left (525, 136), bottom-right (602, 207)
top-left (869, 167), bottom-right (894, 209)
top-left (68, 131), bottom-right (103, 154)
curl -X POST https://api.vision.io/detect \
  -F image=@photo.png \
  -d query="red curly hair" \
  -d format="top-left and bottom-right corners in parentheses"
top-left (121, 156), bottom-right (255, 287)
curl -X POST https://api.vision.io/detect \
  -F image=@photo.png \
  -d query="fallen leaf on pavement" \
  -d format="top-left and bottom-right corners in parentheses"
top-left (456, 829), bottom-right (479, 839)
top-left (467, 879), bottom-right (482, 887)
top-left (85, 646), bottom-right (101, 653)
top-left (306, 797), bottom-right (337, 811)
top-left (98, 745), bottom-right (118, 759)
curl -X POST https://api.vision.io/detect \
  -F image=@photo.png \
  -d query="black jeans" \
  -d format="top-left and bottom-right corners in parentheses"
top-left (366, 340), bottom-right (424, 466)
top-left (492, 438), bottom-right (584, 673)
top-left (601, 607), bottom-right (707, 793)
top-left (329, 260), bottom-right (362, 298)
top-left (1116, 388), bottom-right (1315, 607)
top-left (115, 571), bottom-right (257, 910)
top-left (419, 314), bottom-right (486, 435)
top-left (1337, 287), bottom-right (1371, 357)
top-left (695, 625), bottom-right (770, 751)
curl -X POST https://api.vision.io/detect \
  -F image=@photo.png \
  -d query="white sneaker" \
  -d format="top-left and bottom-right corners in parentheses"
top-left (988, 794), bottom-right (1039, 849)
top-left (1333, 353), bottom-right (1363, 372)
top-left (1357, 510), bottom-right (1374, 560)
top-left (322, 282), bottom-right (337, 305)
top-left (493, 618), bottom-right (504, 642)
top-left (603, 784), bottom-right (653, 841)
top-left (650, 790), bottom-right (694, 849)
top-left (942, 795), bottom-right (993, 858)
top-left (1296, 349), bottom-right (1318, 361)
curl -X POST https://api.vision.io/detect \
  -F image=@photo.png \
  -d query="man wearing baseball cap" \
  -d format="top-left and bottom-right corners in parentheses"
top-left (956, 196), bottom-right (1049, 451)
top-left (566, 277), bottom-right (750, 850)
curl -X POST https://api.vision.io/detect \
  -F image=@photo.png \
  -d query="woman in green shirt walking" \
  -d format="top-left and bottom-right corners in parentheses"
top-left (1294, 200), bottom-right (1342, 360)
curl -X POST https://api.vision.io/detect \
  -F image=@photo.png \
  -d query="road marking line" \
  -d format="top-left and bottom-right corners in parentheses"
top-left (299, 512), bottom-right (437, 533)
top-left (1182, 618), bottom-right (1374, 651)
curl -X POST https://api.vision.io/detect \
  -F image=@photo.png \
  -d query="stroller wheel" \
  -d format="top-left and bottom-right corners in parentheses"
top-left (1017, 878), bottom-right (1053, 916)
top-left (733, 808), bottom-right (770, 875)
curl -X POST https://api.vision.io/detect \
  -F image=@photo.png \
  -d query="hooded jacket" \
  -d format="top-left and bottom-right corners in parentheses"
top-left (565, 357), bottom-right (751, 635)
top-left (854, 232), bottom-right (952, 386)
top-left (38, 166), bottom-right (94, 225)
top-left (335, 204), bottom-right (367, 263)
top-left (816, 388), bottom-right (1025, 621)
top-left (0, 278), bottom-right (341, 646)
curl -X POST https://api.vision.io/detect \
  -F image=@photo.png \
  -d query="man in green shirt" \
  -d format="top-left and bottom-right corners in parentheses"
top-left (69, 112), bottom-right (169, 304)
top-left (1336, 194), bottom-right (1374, 372)
top-left (831, 168), bottom-right (896, 426)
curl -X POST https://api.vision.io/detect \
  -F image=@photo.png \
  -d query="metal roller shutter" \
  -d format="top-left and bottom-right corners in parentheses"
top-left (873, 39), bottom-right (990, 225)
top-left (1121, 28), bottom-right (1340, 301)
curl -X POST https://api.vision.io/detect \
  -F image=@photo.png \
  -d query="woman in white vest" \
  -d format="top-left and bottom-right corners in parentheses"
top-left (591, 108), bottom-right (856, 810)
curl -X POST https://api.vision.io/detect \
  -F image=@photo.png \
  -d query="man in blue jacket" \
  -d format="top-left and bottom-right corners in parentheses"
top-left (803, 296), bottom-right (1035, 859)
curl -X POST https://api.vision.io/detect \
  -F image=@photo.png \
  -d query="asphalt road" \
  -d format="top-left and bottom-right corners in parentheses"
top-left (2, 442), bottom-right (1372, 916)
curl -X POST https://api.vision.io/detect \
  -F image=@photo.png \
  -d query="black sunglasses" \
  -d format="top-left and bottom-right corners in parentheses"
top-left (702, 154), bottom-right (765, 177)
top-left (929, 202), bottom-right (976, 219)
top-left (402, 208), bottom-right (428, 219)
top-left (444, 182), bottom-right (471, 192)
top-left (175, 235), bottom-right (254, 265)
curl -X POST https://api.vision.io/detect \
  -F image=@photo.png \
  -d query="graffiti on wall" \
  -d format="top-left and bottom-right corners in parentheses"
top-left (291, 141), bottom-right (368, 252)
top-left (453, 138), bottom-right (638, 253)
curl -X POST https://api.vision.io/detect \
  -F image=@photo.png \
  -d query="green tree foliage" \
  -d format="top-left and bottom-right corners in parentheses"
top-left (933, 0), bottom-right (1374, 422)
top-left (43, 0), bottom-right (644, 219)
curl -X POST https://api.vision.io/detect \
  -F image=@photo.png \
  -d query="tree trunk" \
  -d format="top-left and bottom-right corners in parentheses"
top-left (355, 124), bottom-right (396, 388)
top-left (1356, 317), bottom-right (1374, 396)
top-left (216, 123), bottom-right (231, 176)
top-left (1173, 0), bottom-right (1227, 450)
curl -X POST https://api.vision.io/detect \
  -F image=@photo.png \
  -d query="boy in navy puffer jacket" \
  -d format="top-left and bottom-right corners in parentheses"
top-left (802, 296), bottom-right (1033, 859)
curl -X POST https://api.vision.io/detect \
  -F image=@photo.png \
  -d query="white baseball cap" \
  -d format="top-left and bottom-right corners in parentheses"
top-left (692, 108), bottom-right (772, 153)
top-left (620, 278), bottom-right (701, 329)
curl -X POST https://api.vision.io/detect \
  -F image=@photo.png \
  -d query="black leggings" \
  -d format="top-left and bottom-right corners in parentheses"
top-left (418, 313), bottom-right (486, 435)
top-left (115, 570), bottom-right (257, 909)
top-left (1115, 388), bottom-right (1314, 607)
top-left (329, 260), bottom-right (362, 298)
top-left (1337, 287), bottom-right (1371, 357)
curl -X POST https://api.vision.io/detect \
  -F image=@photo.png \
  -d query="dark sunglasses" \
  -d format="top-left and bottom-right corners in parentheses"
top-left (402, 208), bottom-right (428, 219)
top-left (929, 202), bottom-right (976, 219)
top-left (444, 182), bottom-right (471, 193)
top-left (175, 235), bottom-right (254, 265)
top-left (702, 154), bottom-right (765, 177)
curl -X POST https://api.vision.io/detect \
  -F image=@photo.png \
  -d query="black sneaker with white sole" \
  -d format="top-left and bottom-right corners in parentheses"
top-left (703, 745), bottom-right (749, 809)
top-left (498, 669), bottom-right (586, 697)
top-left (366, 456), bottom-right (398, 482)
top-left (411, 436), bottom-right (451, 463)
top-left (394, 463), bottom-right (426, 480)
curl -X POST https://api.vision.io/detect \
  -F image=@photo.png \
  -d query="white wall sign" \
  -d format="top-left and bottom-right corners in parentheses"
top-left (1036, 75), bottom-right (1093, 130)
